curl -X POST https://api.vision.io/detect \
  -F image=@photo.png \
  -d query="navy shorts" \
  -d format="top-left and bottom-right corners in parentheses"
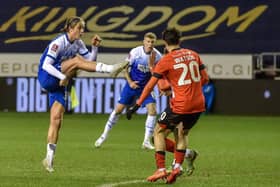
top-left (158, 105), bottom-right (202, 130)
top-left (38, 69), bottom-right (66, 108)
top-left (119, 83), bottom-right (155, 107)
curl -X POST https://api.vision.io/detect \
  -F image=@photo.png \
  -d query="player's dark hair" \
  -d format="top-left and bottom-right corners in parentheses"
top-left (162, 28), bottom-right (181, 45)
top-left (61, 16), bottom-right (85, 32)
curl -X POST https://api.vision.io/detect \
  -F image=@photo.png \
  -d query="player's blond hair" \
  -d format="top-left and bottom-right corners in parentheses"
top-left (61, 16), bottom-right (85, 32)
top-left (144, 32), bottom-right (157, 40)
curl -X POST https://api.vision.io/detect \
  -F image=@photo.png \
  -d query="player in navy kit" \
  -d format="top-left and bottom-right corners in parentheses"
top-left (38, 16), bottom-right (128, 172)
top-left (94, 32), bottom-right (162, 149)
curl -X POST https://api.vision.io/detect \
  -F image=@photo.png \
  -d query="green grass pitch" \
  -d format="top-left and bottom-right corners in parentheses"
top-left (0, 112), bottom-right (279, 187)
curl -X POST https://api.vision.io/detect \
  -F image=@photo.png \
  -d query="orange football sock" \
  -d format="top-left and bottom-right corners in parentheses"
top-left (174, 149), bottom-right (186, 164)
top-left (155, 151), bottom-right (166, 169)
top-left (165, 138), bottom-right (175, 153)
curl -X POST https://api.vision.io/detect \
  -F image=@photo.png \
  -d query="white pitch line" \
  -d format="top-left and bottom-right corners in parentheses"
top-left (97, 179), bottom-right (146, 187)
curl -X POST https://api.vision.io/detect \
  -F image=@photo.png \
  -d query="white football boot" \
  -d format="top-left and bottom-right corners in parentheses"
top-left (42, 158), bottom-right (54, 173)
top-left (94, 134), bottom-right (107, 148)
top-left (185, 150), bottom-right (198, 176)
top-left (142, 141), bottom-right (155, 150)
top-left (110, 61), bottom-right (129, 78)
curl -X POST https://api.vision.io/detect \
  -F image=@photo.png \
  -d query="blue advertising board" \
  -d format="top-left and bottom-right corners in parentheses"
top-left (0, 0), bottom-right (278, 53)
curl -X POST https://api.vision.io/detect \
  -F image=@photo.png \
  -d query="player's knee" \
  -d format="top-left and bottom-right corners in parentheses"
top-left (51, 112), bottom-right (63, 126)
top-left (147, 107), bottom-right (157, 115)
top-left (148, 111), bottom-right (157, 116)
top-left (115, 104), bottom-right (125, 114)
top-left (75, 54), bottom-right (83, 59)
top-left (72, 58), bottom-right (80, 68)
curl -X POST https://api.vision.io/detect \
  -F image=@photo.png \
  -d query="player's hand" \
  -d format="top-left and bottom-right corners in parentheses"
top-left (92, 35), bottom-right (102, 47)
top-left (59, 77), bottom-right (69, 87)
top-left (129, 81), bottom-right (139, 89)
top-left (126, 104), bottom-right (140, 120)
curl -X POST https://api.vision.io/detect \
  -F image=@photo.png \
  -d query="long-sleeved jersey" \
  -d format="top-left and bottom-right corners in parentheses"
top-left (38, 33), bottom-right (98, 80)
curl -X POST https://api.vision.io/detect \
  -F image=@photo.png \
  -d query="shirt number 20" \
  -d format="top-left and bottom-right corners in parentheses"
top-left (173, 61), bottom-right (201, 86)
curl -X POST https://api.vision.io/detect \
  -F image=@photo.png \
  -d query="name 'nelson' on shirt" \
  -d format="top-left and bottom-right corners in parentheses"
top-left (174, 54), bottom-right (196, 64)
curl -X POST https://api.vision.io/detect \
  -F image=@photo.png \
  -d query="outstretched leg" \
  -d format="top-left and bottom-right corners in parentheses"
top-left (61, 55), bottom-right (128, 78)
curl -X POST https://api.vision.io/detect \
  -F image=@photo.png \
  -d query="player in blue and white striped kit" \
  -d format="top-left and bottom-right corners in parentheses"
top-left (39, 16), bottom-right (128, 172)
top-left (95, 32), bottom-right (162, 149)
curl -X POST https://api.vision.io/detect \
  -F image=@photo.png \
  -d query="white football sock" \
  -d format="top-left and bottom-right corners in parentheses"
top-left (103, 110), bottom-right (120, 136)
top-left (144, 115), bottom-right (156, 142)
top-left (185, 148), bottom-right (193, 158)
top-left (46, 143), bottom-right (56, 164)
top-left (173, 163), bottom-right (182, 169)
top-left (158, 168), bottom-right (166, 171)
top-left (96, 62), bottom-right (113, 73)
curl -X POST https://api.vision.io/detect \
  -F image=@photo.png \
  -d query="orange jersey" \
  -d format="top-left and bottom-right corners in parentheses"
top-left (153, 48), bottom-right (207, 114)
top-left (157, 76), bottom-right (171, 91)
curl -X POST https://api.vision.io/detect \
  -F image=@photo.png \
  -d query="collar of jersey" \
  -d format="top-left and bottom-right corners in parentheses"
top-left (171, 48), bottom-right (181, 52)
top-left (64, 33), bottom-right (74, 44)
top-left (142, 46), bottom-right (152, 55)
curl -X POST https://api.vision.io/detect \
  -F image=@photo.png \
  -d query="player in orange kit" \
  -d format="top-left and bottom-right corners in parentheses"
top-left (127, 27), bottom-right (209, 184)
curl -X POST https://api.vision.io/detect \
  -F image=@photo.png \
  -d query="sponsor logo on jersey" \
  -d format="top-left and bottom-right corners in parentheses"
top-left (51, 44), bottom-right (58, 52)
